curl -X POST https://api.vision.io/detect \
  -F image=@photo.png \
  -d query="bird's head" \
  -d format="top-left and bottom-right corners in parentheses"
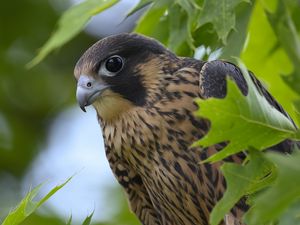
top-left (74, 33), bottom-right (177, 122)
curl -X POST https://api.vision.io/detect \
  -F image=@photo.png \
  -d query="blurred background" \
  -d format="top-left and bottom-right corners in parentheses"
top-left (0, 0), bottom-right (143, 224)
top-left (1, 0), bottom-right (300, 224)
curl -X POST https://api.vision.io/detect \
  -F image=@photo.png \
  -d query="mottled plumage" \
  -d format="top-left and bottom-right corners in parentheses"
top-left (74, 33), bottom-right (297, 225)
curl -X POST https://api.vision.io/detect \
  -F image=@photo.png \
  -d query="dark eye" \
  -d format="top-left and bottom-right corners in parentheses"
top-left (105, 55), bottom-right (123, 73)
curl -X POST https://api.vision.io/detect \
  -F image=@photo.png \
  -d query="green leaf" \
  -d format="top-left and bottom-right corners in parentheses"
top-left (81, 211), bottom-right (94, 225)
top-left (265, 0), bottom-right (300, 96)
top-left (2, 177), bottom-right (72, 225)
top-left (198, 0), bottom-right (249, 44)
top-left (149, 14), bottom-right (170, 46)
top-left (294, 101), bottom-right (300, 126)
top-left (167, 0), bottom-right (200, 53)
top-left (27, 0), bottom-right (119, 68)
top-left (134, 0), bottom-right (171, 36)
top-left (283, 69), bottom-right (300, 97)
top-left (210, 150), bottom-right (275, 225)
top-left (126, 0), bottom-right (153, 17)
top-left (193, 60), bottom-right (297, 162)
top-left (241, 1), bottom-right (299, 122)
top-left (278, 200), bottom-right (300, 225)
top-left (173, 0), bottom-right (201, 48)
top-left (167, 4), bottom-right (193, 52)
top-left (220, 1), bottom-right (254, 60)
top-left (244, 150), bottom-right (300, 225)
top-left (66, 215), bottom-right (72, 225)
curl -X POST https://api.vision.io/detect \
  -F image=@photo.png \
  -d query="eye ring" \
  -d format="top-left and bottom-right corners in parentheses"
top-left (104, 55), bottom-right (124, 74)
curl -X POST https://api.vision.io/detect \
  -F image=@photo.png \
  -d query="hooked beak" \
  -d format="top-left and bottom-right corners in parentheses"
top-left (76, 75), bottom-right (108, 112)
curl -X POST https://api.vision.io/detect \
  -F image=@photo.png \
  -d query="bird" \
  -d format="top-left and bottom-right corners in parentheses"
top-left (74, 33), bottom-right (298, 225)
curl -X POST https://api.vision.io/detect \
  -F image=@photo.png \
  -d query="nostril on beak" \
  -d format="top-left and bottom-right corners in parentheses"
top-left (78, 75), bottom-right (94, 89)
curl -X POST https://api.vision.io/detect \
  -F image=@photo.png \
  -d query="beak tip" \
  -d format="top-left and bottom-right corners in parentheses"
top-left (80, 105), bottom-right (87, 113)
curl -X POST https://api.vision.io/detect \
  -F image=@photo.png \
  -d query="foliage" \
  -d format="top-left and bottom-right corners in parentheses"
top-left (241, 0), bottom-right (300, 120)
top-left (194, 61), bottom-right (299, 163)
top-left (81, 212), bottom-right (94, 225)
top-left (32, 0), bottom-right (252, 59)
top-left (194, 63), bottom-right (300, 224)
top-left (30, 0), bottom-right (300, 117)
top-left (0, 177), bottom-right (102, 225)
top-left (198, 0), bottom-right (250, 44)
top-left (2, 0), bottom-right (300, 224)
top-left (244, 150), bottom-right (300, 225)
top-left (209, 150), bottom-right (276, 225)
top-left (1, 178), bottom-right (71, 225)
top-left (28, 0), bottom-right (119, 68)
top-left (266, 0), bottom-right (300, 96)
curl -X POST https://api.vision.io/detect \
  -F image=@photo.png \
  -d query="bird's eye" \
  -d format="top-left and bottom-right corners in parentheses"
top-left (105, 55), bottom-right (124, 73)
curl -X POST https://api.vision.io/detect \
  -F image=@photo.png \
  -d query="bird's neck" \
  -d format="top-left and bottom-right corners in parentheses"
top-left (93, 90), bottom-right (135, 122)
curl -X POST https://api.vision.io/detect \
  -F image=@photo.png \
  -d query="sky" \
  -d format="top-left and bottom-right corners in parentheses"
top-left (22, 107), bottom-right (119, 223)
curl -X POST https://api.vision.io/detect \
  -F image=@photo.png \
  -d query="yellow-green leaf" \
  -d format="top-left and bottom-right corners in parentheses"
top-left (2, 177), bottom-right (72, 225)
top-left (27, 0), bottom-right (119, 68)
top-left (244, 150), bottom-right (300, 224)
top-left (198, 0), bottom-right (249, 44)
top-left (81, 211), bottom-right (94, 225)
top-left (134, 0), bottom-right (171, 36)
top-left (266, 0), bottom-right (300, 96)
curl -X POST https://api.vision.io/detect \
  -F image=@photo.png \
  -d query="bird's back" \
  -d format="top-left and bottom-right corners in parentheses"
top-left (101, 57), bottom-right (249, 225)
